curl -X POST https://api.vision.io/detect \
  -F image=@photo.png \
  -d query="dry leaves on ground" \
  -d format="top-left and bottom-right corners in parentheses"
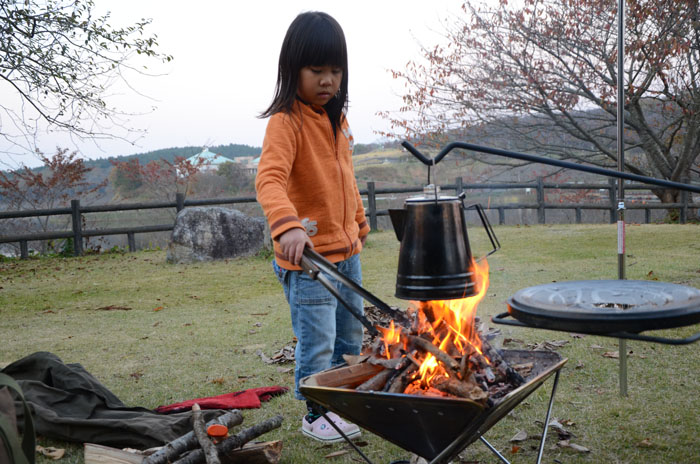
top-left (602, 350), bottom-right (634, 359)
top-left (93, 305), bottom-right (132, 311)
top-left (557, 440), bottom-right (590, 453)
top-left (548, 418), bottom-right (574, 440)
top-left (257, 343), bottom-right (296, 365)
top-left (510, 430), bottom-right (528, 442)
top-left (527, 340), bottom-right (569, 351)
top-left (638, 438), bottom-right (654, 448)
top-left (362, 304), bottom-right (404, 348)
top-left (36, 446), bottom-right (65, 460)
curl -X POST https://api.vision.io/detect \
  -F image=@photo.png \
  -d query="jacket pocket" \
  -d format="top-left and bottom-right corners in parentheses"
top-left (272, 260), bottom-right (288, 286)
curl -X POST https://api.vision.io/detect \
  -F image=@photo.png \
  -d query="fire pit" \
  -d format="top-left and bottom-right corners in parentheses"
top-left (300, 350), bottom-right (565, 463)
top-left (299, 249), bottom-right (567, 464)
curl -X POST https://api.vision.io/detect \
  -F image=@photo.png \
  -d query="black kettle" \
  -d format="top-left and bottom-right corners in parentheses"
top-left (389, 186), bottom-right (499, 301)
top-left (388, 141), bottom-right (501, 301)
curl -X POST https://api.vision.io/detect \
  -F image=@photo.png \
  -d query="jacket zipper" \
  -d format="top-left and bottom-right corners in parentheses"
top-left (327, 117), bottom-right (352, 256)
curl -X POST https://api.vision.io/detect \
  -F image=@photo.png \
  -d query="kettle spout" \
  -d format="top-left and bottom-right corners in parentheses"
top-left (388, 209), bottom-right (407, 241)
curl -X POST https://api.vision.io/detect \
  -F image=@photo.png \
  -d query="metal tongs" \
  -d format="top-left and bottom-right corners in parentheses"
top-left (299, 248), bottom-right (410, 337)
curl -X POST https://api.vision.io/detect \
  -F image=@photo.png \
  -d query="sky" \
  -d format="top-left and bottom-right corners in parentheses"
top-left (1, 0), bottom-right (463, 168)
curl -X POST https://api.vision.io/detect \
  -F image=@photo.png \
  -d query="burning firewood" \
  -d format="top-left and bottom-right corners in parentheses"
top-left (356, 368), bottom-right (395, 391)
top-left (345, 257), bottom-right (529, 405)
top-left (405, 334), bottom-right (461, 376)
top-left (386, 364), bottom-right (418, 393)
top-left (349, 302), bottom-right (530, 405)
top-left (431, 376), bottom-right (488, 403)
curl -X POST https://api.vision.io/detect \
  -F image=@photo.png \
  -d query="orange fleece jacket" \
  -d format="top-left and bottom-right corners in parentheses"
top-left (255, 101), bottom-right (369, 270)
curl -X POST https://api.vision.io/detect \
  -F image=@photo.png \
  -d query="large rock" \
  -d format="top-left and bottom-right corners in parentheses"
top-left (166, 207), bottom-right (265, 263)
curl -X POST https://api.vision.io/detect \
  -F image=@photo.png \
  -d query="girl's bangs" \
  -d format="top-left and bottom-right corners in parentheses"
top-left (301, 24), bottom-right (347, 67)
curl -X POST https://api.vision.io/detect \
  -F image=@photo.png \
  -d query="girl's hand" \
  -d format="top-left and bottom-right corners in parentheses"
top-left (278, 228), bottom-right (313, 265)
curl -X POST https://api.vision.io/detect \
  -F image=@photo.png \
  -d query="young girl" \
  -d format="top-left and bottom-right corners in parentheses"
top-left (255, 12), bottom-right (369, 443)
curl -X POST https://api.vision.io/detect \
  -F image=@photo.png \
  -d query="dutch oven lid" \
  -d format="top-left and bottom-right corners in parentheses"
top-left (507, 280), bottom-right (700, 334)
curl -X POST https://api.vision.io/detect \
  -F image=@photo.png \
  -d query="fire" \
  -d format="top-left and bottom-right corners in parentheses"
top-left (377, 320), bottom-right (401, 359)
top-left (379, 257), bottom-right (491, 387)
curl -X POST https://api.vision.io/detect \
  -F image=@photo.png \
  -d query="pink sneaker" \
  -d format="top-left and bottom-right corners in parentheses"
top-left (301, 411), bottom-right (361, 442)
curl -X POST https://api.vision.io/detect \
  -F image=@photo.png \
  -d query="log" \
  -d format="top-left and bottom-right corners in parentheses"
top-left (219, 441), bottom-right (282, 464)
top-left (481, 339), bottom-right (525, 386)
top-left (356, 368), bottom-right (393, 391)
top-left (406, 335), bottom-right (460, 375)
top-left (432, 376), bottom-right (488, 403)
top-left (367, 356), bottom-right (402, 369)
top-left (382, 357), bottom-right (412, 392)
top-left (84, 441), bottom-right (283, 464)
top-left (143, 410), bottom-right (243, 464)
top-left (459, 350), bottom-right (471, 380)
top-left (342, 354), bottom-right (370, 366)
top-left (304, 362), bottom-right (384, 388)
top-left (173, 415), bottom-right (284, 464)
top-left (191, 404), bottom-right (220, 464)
top-left (387, 364), bottom-right (417, 393)
top-left (84, 443), bottom-right (144, 464)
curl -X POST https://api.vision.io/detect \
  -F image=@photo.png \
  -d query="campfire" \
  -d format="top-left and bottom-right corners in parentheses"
top-left (299, 249), bottom-right (567, 463)
top-left (347, 258), bottom-right (526, 406)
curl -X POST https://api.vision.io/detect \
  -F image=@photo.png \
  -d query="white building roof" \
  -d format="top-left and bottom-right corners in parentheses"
top-left (186, 148), bottom-right (233, 166)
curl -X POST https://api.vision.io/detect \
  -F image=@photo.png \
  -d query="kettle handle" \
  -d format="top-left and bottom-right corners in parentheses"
top-left (464, 203), bottom-right (500, 261)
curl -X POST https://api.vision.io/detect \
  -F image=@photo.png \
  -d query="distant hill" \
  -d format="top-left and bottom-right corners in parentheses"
top-left (84, 143), bottom-right (262, 169)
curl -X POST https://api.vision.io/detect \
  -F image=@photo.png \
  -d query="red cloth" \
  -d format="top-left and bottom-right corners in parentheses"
top-left (155, 386), bottom-right (288, 414)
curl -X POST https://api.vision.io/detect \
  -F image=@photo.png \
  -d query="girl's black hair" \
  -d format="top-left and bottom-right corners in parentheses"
top-left (259, 12), bottom-right (349, 134)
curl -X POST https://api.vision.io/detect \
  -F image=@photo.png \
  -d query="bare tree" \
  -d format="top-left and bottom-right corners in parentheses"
top-left (0, 0), bottom-right (172, 161)
top-left (382, 0), bottom-right (700, 203)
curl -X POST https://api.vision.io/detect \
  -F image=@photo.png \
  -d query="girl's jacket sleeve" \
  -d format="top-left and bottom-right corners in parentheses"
top-left (255, 115), bottom-right (304, 240)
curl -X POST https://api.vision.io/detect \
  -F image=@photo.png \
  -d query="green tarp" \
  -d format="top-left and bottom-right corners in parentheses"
top-left (1, 352), bottom-right (226, 449)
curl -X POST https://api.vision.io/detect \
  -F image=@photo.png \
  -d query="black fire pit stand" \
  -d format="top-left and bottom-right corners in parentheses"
top-left (312, 370), bottom-right (562, 464)
top-left (426, 370), bottom-right (562, 464)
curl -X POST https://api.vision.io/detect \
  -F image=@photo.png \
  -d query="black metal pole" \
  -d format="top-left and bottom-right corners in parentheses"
top-left (400, 141), bottom-right (700, 194)
top-left (617, 0), bottom-right (628, 397)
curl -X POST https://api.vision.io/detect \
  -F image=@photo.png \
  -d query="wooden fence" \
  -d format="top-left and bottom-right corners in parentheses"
top-left (0, 178), bottom-right (697, 258)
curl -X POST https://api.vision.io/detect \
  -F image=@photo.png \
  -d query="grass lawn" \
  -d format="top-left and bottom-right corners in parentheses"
top-left (2, 224), bottom-right (700, 463)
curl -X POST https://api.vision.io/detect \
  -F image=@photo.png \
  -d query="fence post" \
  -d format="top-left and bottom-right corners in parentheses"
top-left (645, 207), bottom-right (651, 224)
top-left (127, 232), bottom-right (136, 252)
top-left (680, 180), bottom-right (688, 224)
top-left (455, 177), bottom-right (464, 196)
top-left (536, 177), bottom-right (545, 224)
top-left (575, 207), bottom-right (582, 224)
top-left (176, 192), bottom-right (185, 213)
top-left (71, 199), bottom-right (83, 256)
top-left (498, 207), bottom-right (505, 225)
top-left (367, 181), bottom-right (377, 232)
top-left (608, 178), bottom-right (617, 224)
top-left (19, 240), bottom-right (28, 259)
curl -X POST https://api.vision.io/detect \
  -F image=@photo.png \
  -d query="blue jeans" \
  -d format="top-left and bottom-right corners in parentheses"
top-left (273, 254), bottom-right (364, 400)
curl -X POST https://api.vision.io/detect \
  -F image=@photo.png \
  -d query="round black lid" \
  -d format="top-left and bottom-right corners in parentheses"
top-left (507, 280), bottom-right (700, 334)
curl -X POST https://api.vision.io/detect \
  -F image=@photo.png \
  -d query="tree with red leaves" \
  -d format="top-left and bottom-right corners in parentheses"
top-left (109, 156), bottom-right (205, 204)
top-left (383, 0), bottom-right (700, 204)
top-left (0, 148), bottom-right (106, 246)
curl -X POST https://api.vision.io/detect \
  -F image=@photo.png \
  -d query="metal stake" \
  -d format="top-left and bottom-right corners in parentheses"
top-left (616, 0), bottom-right (628, 397)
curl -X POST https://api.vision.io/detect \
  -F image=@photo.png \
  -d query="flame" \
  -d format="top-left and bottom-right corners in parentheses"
top-left (379, 258), bottom-right (491, 388)
top-left (377, 320), bottom-right (401, 359)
